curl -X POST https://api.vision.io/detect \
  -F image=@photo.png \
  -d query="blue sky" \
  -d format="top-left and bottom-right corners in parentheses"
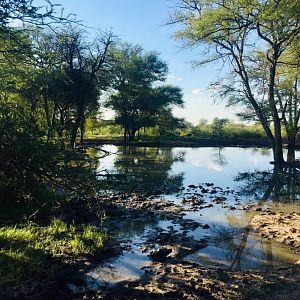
top-left (55, 0), bottom-right (239, 123)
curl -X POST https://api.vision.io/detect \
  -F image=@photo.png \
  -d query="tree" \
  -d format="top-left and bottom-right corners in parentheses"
top-left (0, 0), bottom-right (73, 61)
top-left (25, 27), bottom-right (115, 147)
top-left (59, 28), bottom-right (114, 147)
top-left (171, 0), bottom-right (300, 165)
top-left (85, 113), bottom-right (101, 135)
top-left (211, 117), bottom-right (229, 137)
top-left (0, 0), bottom-right (65, 27)
top-left (106, 44), bottom-right (184, 141)
top-left (111, 147), bottom-right (185, 193)
top-left (0, 8), bottom-right (117, 204)
top-left (275, 40), bottom-right (300, 161)
top-left (156, 108), bottom-right (185, 136)
top-left (198, 118), bottom-right (208, 126)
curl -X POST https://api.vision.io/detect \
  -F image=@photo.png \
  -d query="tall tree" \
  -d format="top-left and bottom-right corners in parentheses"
top-left (58, 27), bottom-right (114, 148)
top-left (27, 27), bottom-right (115, 147)
top-left (0, 0), bottom-right (72, 60)
top-left (276, 39), bottom-right (300, 161)
top-left (171, 0), bottom-right (300, 165)
top-left (106, 44), bottom-right (184, 141)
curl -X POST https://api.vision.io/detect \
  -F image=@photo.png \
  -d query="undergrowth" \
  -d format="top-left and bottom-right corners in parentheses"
top-left (0, 218), bottom-right (107, 290)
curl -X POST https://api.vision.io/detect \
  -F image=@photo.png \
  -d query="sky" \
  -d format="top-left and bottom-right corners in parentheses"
top-left (54, 0), bottom-right (240, 124)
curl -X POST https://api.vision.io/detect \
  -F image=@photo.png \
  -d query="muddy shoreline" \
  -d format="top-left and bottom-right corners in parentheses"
top-left (251, 211), bottom-right (300, 254)
top-left (70, 193), bottom-right (300, 299)
top-left (4, 191), bottom-right (300, 299)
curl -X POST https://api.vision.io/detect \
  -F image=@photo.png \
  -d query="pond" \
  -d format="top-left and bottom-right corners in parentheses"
top-left (85, 145), bottom-right (300, 288)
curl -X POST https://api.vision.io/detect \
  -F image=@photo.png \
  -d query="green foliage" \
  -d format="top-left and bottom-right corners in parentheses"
top-left (181, 120), bottom-right (266, 139)
top-left (222, 123), bottom-right (265, 139)
top-left (172, 0), bottom-right (300, 163)
top-left (84, 119), bottom-right (267, 140)
top-left (211, 118), bottom-right (229, 137)
top-left (108, 146), bottom-right (184, 193)
top-left (0, 100), bottom-right (98, 201)
top-left (0, 219), bottom-right (107, 289)
top-left (106, 44), bottom-right (184, 141)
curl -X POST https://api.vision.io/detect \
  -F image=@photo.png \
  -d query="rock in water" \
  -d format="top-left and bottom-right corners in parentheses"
top-left (150, 248), bottom-right (172, 262)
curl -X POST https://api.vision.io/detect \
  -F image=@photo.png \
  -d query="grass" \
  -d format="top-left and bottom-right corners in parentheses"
top-left (0, 218), bottom-right (107, 291)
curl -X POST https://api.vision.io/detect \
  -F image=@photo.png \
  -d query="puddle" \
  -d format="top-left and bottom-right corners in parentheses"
top-left (86, 247), bottom-right (151, 288)
top-left (185, 239), bottom-right (300, 271)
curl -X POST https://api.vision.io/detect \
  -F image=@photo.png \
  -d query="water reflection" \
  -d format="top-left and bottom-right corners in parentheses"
top-left (250, 147), bottom-right (271, 156)
top-left (192, 206), bottom-right (300, 271)
top-left (92, 146), bottom-right (300, 273)
top-left (86, 249), bottom-right (151, 288)
top-left (96, 146), bottom-right (185, 193)
top-left (235, 166), bottom-right (300, 201)
top-left (201, 166), bottom-right (300, 271)
top-left (86, 213), bottom-right (159, 287)
top-left (211, 147), bottom-right (228, 168)
top-left (105, 214), bottom-right (159, 239)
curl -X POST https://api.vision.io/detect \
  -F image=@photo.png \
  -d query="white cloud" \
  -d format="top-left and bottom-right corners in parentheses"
top-left (191, 88), bottom-right (207, 95)
top-left (191, 160), bottom-right (205, 167)
top-left (191, 84), bottom-right (221, 95)
top-left (168, 74), bottom-right (175, 79)
top-left (191, 159), bottom-right (223, 171)
top-left (167, 74), bottom-right (183, 83)
top-left (173, 89), bottom-right (238, 124)
top-left (208, 162), bottom-right (223, 172)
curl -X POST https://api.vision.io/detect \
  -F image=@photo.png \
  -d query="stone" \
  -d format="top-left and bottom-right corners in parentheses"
top-left (150, 248), bottom-right (172, 262)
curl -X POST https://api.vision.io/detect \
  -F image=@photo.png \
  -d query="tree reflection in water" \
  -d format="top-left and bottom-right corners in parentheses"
top-left (98, 147), bottom-right (185, 193)
top-left (211, 147), bottom-right (228, 167)
top-left (210, 166), bottom-right (300, 271)
top-left (235, 166), bottom-right (300, 201)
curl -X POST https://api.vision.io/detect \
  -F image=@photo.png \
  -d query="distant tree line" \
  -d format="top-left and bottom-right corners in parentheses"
top-left (84, 117), bottom-right (266, 140)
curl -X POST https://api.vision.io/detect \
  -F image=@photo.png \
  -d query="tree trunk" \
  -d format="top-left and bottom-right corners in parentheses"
top-left (70, 101), bottom-right (84, 148)
top-left (43, 97), bottom-right (51, 142)
top-left (49, 103), bottom-right (58, 142)
top-left (236, 56), bottom-right (277, 158)
top-left (57, 109), bottom-right (65, 149)
top-left (268, 54), bottom-right (284, 165)
top-left (128, 129), bottom-right (136, 141)
top-left (287, 132), bottom-right (296, 162)
top-left (124, 128), bottom-right (127, 143)
top-left (80, 120), bottom-right (85, 145)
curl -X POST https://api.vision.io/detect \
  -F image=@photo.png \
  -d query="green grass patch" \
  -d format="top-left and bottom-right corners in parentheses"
top-left (0, 218), bottom-right (107, 289)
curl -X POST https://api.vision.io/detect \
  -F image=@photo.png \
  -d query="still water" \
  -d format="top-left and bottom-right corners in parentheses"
top-left (86, 146), bottom-right (300, 287)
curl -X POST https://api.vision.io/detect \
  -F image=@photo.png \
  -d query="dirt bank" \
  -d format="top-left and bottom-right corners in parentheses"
top-left (251, 211), bottom-right (300, 254)
top-left (75, 194), bottom-right (300, 300)
top-left (84, 137), bottom-right (300, 149)
top-left (85, 262), bottom-right (300, 299)
top-left (4, 193), bottom-right (300, 299)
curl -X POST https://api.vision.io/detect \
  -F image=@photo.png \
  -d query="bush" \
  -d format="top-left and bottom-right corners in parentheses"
top-left (0, 102), bottom-right (97, 202)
